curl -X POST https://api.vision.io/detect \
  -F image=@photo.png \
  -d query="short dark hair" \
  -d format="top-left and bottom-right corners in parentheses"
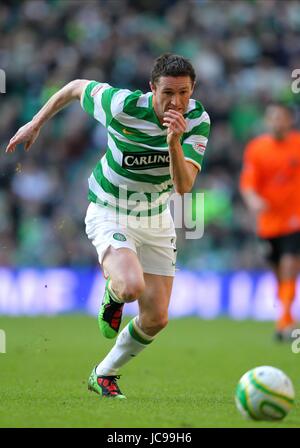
top-left (151, 53), bottom-right (196, 85)
top-left (266, 101), bottom-right (294, 116)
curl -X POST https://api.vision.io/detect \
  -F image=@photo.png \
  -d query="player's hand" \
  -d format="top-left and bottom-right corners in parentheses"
top-left (5, 121), bottom-right (41, 153)
top-left (248, 194), bottom-right (268, 214)
top-left (163, 110), bottom-right (186, 146)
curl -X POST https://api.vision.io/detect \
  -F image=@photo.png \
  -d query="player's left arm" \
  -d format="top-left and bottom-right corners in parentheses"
top-left (163, 109), bottom-right (206, 195)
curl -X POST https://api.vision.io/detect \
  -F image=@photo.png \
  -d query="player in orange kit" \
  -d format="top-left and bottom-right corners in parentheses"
top-left (240, 103), bottom-right (300, 340)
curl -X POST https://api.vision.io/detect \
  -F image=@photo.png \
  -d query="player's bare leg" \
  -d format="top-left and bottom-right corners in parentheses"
top-left (103, 247), bottom-right (145, 300)
top-left (137, 273), bottom-right (173, 337)
top-left (275, 254), bottom-right (299, 340)
top-left (88, 247), bottom-right (145, 398)
top-left (89, 272), bottom-right (173, 398)
top-left (98, 247), bottom-right (145, 339)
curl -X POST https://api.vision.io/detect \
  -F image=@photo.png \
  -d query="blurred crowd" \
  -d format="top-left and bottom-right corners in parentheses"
top-left (1, 0), bottom-right (300, 270)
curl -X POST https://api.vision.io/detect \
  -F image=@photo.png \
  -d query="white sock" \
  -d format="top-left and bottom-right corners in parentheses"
top-left (96, 316), bottom-right (154, 376)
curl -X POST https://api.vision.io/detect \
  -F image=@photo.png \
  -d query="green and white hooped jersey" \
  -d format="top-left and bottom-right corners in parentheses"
top-left (81, 81), bottom-right (210, 216)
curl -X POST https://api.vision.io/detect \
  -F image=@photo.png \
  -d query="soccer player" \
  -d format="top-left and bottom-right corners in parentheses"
top-left (6, 53), bottom-right (210, 397)
top-left (240, 103), bottom-right (300, 341)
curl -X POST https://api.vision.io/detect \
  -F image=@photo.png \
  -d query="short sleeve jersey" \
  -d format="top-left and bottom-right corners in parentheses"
top-left (81, 81), bottom-right (210, 216)
top-left (240, 131), bottom-right (300, 238)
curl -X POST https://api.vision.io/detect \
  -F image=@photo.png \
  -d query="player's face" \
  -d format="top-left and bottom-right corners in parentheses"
top-left (265, 106), bottom-right (293, 138)
top-left (150, 76), bottom-right (194, 121)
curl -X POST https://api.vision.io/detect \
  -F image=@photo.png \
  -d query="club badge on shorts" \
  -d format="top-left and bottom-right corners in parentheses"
top-left (113, 233), bottom-right (127, 242)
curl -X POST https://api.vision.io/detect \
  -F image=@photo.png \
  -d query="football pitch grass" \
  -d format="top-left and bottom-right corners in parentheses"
top-left (0, 315), bottom-right (299, 428)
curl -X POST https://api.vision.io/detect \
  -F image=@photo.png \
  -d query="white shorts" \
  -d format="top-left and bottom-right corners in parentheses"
top-left (84, 202), bottom-right (177, 276)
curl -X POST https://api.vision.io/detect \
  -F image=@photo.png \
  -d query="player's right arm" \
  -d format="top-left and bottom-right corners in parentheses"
top-left (241, 189), bottom-right (268, 214)
top-left (240, 140), bottom-right (268, 215)
top-left (5, 79), bottom-right (90, 153)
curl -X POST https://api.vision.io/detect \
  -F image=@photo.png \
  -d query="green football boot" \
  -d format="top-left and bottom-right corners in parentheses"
top-left (88, 368), bottom-right (126, 399)
top-left (98, 278), bottom-right (124, 339)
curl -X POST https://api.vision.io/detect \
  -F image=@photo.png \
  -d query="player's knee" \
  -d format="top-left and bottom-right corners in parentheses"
top-left (156, 316), bottom-right (168, 331)
top-left (279, 254), bottom-right (299, 279)
top-left (118, 278), bottom-right (145, 302)
top-left (144, 314), bottom-right (168, 333)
